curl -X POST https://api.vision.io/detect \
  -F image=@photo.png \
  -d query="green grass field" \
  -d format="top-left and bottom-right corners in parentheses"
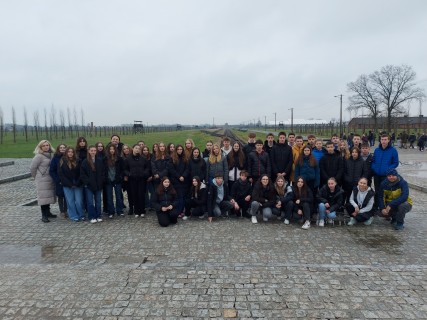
top-left (0, 129), bottom-right (229, 158)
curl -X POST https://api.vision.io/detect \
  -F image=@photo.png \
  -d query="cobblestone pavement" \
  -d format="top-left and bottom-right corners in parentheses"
top-left (0, 150), bottom-right (426, 319)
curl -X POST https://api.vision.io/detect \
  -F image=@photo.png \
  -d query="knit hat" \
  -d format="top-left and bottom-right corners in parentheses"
top-left (386, 168), bottom-right (398, 176)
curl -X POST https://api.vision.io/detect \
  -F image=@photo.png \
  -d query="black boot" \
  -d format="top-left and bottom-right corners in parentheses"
top-left (41, 206), bottom-right (50, 223)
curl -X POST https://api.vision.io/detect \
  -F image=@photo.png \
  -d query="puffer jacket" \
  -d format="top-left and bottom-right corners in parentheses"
top-left (270, 143), bottom-right (293, 178)
top-left (316, 185), bottom-right (344, 212)
top-left (80, 157), bottom-right (105, 192)
top-left (30, 152), bottom-right (56, 205)
top-left (343, 156), bottom-right (367, 187)
top-left (247, 151), bottom-right (271, 180)
top-left (371, 143), bottom-right (399, 177)
top-left (294, 157), bottom-right (320, 188)
top-left (319, 152), bottom-right (343, 185)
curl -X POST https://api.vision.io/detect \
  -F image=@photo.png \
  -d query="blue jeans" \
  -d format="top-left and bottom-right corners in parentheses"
top-left (318, 203), bottom-right (337, 220)
top-left (106, 182), bottom-right (124, 215)
top-left (85, 187), bottom-right (102, 220)
top-left (63, 187), bottom-right (84, 221)
top-left (250, 201), bottom-right (273, 219)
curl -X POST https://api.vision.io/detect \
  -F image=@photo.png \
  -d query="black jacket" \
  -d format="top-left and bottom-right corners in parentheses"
top-left (343, 157), bottom-right (367, 187)
top-left (207, 182), bottom-right (231, 217)
top-left (251, 182), bottom-right (276, 208)
top-left (105, 157), bottom-right (125, 184)
top-left (124, 155), bottom-right (150, 179)
top-left (230, 178), bottom-right (252, 202)
top-left (188, 156), bottom-right (207, 181)
top-left (80, 157), bottom-right (105, 192)
top-left (319, 152), bottom-right (343, 185)
top-left (270, 143), bottom-right (293, 178)
top-left (152, 188), bottom-right (178, 212)
top-left (58, 159), bottom-right (82, 188)
top-left (316, 185), bottom-right (344, 212)
top-left (247, 151), bottom-right (271, 180)
top-left (151, 156), bottom-right (170, 180)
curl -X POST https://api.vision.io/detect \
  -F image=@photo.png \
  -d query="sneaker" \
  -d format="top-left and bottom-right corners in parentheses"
top-left (251, 216), bottom-right (258, 224)
top-left (109, 215), bottom-right (113, 219)
top-left (178, 213), bottom-right (185, 218)
top-left (182, 216), bottom-right (188, 221)
top-left (395, 223), bottom-right (404, 230)
top-left (120, 213), bottom-right (125, 216)
top-left (364, 217), bottom-right (374, 226)
top-left (135, 214), bottom-right (140, 218)
top-left (90, 219), bottom-right (97, 224)
top-left (97, 218), bottom-right (103, 222)
top-left (80, 217), bottom-right (86, 221)
top-left (327, 219), bottom-right (334, 225)
top-left (140, 214), bottom-right (145, 218)
top-left (199, 215), bottom-right (205, 219)
top-left (318, 220), bottom-right (325, 227)
top-left (347, 217), bottom-right (357, 226)
top-left (302, 220), bottom-right (310, 230)
top-left (263, 217), bottom-right (268, 222)
top-left (284, 219), bottom-right (290, 225)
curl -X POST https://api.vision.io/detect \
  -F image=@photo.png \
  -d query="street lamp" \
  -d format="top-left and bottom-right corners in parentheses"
top-left (334, 94), bottom-right (343, 137)
top-left (289, 108), bottom-right (294, 132)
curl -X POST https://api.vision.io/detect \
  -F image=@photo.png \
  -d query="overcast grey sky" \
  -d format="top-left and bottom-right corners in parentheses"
top-left (1, 0), bottom-right (426, 126)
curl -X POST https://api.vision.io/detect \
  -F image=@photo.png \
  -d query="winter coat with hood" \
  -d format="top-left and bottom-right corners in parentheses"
top-left (188, 155), bottom-right (207, 181)
top-left (207, 179), bottom-right (231, 217)
top-left (270, 142), bottom-right (293, 178)
top-left (343, 156), bottom-right (367, 188)
top-left (124, 154), bottom-right (150, 180)
top-left (49, 153), bottom-right (65, 197)
top-left (230, 178), bottom-right (252, 202)
top-left (294, 156), bottom-right (320, 188)
top-left (251, 180), bottom-right (276, 208)
top-left (30, 152), bottom-right (56, 206)
top-left (319, 152), bottom-right (343, 185)
top-left (379, 174), bottom-right (412, 210)
top-left (247, 150), bottom-right (271, 180)
top-left (371, 143), bottom-right (399, 177)
top-left (152, 186), bottom-right (178, 212)
top-left (316, 184), bottom-right (344, 212)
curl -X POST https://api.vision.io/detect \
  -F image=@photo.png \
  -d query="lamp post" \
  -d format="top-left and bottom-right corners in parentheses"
top-left (273, 112), bottom-right (277, 131)
top-left (334, 94), bottom-right (343, 137)
top-left (289, 108), bottom-right (294, 132)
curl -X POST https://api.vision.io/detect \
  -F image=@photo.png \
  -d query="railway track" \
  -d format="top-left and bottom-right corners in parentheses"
top-left (202, 127), bottom-right (246, 145)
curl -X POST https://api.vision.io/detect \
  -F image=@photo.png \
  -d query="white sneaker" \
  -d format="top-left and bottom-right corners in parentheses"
top-left (263, 217), bottom-right (268, 222)
top-left (182, 216), bottom-right (188, 221)
top-left (328, 219), bottom-right (334, 224)
top-left (199, 215), bottom-right (205, 219)
top-left (135, 214), bottom-right (139, 218)
top-left (97, 218), bottom-right (103, 222)
top-left (364, 217), bottom-right (374, 225)
top-left (302, 220), bottom-right (310, 230)
top-left (251, 216), bottom-right (258, 224)
top-left (108, 215), bottom-right (113, 219)
top-left (90, 219), bottom-right (97, 224)
top-left (318, 220), bottom-right (325, 227)
top-left (284, 219), bottom-right (290, 225)
top-left (140, 214), bottom-right (145, 218)
top-left (347, 217), bottom-right (357, 226)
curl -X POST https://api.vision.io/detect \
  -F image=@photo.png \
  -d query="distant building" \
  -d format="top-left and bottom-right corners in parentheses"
top-left (348, 116), bottom-right (427, 132)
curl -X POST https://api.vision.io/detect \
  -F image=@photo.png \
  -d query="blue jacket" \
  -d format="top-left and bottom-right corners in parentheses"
top-left (371, 143), bottom-right (399, 177)
top-left (312, 148), bottom-right (325, 164)
top-left (379, 175), bottom-right (412, 209)
top-left (294, 157), bottom-right (320, 188)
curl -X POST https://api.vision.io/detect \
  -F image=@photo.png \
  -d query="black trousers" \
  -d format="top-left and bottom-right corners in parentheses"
top-left (157, 209), bottom-right (179, 227)
top-left (129, 177), bottom-right (146, 215)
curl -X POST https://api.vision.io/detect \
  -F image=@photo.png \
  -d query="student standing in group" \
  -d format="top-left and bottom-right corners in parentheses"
top-left (58, 147), bottom-right (84, 222)
top-left (360, 143), bottom-right (373, 186)
top-left (184, 176), bottom-right (207, 220)
top-left (287, 132), bottom-right (296, 148)
top-left (96, 141), bottom-right (108, 215)
top-left (294, 146), bottom-right (320, 196)
top-left (49, 143), bottom-right (67, 218)
top-left (76, 137), bottom-right (88, 164)
top-left (343, 147), bottom-right (367, 203)
top-left (319, 141), bottom-right (343, 187)
top-left (124, 144), bottom-right (150, 218)
top-left (184, 138), bottom-right (195, 160)
top-left (339, 140), bottom-right (351, 161)
top-left (263, 133), bottom-right (276, 156)
top-left (202, 140), bottom-right (213, 160)
top-left (142, 146), bottom-right (154, 211)
top-left (306, 135), bottom-right (316, 149)
top-left (169, 144), bottom-right (189, 216)
top-left (312, 139), bottom-right (326, 164)
top-left (80, 145), bottom-right (105, 224)
top-left (227, 142), bottom-right (246, 191)
top-left (290, 136), bottom-right (305, 183)
top-left (285, 176), bottom-right (313, 230)
top-left (221, 137), bottom-right (232, 156)
top-left (247, 140), bottom-right (271, 184)
top-left (152, 177), bottom-right (179, 227)
top-left (346, 177), bottom-right (375, 226)
top-left (30, 140), bottom-right (57, 223)
top-left (188, 147), bottom-right (207, 182)
top-left (105, 144), bottom-right (125, 218)
top-left (243, 132), bottom-right (257, 165)
top-left (152, 143), bottom-right (159, 157)
top-left (121, 144), bottom-right (132, 208)
top-left (270, 132), bottom-right (293, 182)
top-left (110, 134), bottom-right (124, 155)
top-left (167, 143), bottom-right (175, 157)
top-left (371, 134), bottom-right (399, 209)
top-left (230, 170), bottom-right (252, 218)
top-left (249, 174), bottom-right (276, 224)
top-left (151, 142), bottom-right (170, 191)
top-left (206, 143), bottom-right (228, 185)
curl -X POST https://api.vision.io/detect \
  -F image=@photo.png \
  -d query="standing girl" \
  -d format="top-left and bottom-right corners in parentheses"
top-left (30, 140), bottom-right (56, 223)
top-left (49, 143), bottom-right (67, 218)
top-left (294, 146), bottom-right (320, 196)
top-left (206, 143), bottom-right (228, 185)
top-left (105, 144), bottom-right (125, 218)
top-left (151, 142), bottom-right (170, 191)
top-left (227, 142), bottom-right (246, 191)
top-left (168, 144), bottom-right (189, 216)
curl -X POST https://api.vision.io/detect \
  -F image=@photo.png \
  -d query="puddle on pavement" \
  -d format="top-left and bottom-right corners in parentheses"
top-left (346, 229), bottom-right (403, 255)
top-left (0, 245), bottom-right (42, 264)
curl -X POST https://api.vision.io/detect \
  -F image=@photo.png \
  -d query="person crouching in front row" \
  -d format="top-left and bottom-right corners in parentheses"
top-left (207, 173), bottom-right (234, 222)
top-left (250, 174), bottom-right (276, 224)
top-left (152, 177), bottom-right (179, 227)
top-left (345, 177), bottom-right (375, 226)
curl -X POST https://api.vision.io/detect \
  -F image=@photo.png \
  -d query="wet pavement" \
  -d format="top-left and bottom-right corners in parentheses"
top-left (0, 149), bottom-right (426, 319)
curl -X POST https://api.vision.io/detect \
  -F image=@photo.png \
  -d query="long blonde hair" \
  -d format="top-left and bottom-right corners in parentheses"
top-left (208, 144), bottom-right (222, 164)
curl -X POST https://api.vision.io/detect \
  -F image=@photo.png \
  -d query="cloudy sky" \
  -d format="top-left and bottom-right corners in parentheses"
top-left (1, 0), bottom-right (426, 126)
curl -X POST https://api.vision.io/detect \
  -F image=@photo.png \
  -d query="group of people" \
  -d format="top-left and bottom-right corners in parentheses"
top-left (30, 131), bottom-right (413, 230)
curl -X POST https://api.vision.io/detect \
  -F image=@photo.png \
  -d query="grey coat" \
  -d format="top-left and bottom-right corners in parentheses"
top-left (30, 152), bottom-right (56, 206)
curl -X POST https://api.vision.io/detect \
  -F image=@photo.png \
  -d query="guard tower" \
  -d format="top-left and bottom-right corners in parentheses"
top-left (133, 121), bottom-right (144, 134)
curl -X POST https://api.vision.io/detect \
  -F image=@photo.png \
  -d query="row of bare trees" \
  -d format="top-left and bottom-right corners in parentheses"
top-left (347, 64), bottom-right (426, 133)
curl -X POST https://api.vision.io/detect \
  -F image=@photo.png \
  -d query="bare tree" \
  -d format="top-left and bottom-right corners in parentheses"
top-left (370, 65), bottom-right (426, 132)
top-left (73, 106), bottom-right (79, 137)
top-left (59, 109), bottom-right (66, 139)
top-left (43, 108), bottom-right (49, 139)
top-left (0, 106), bottom-right (4, 144)
top-left (11, 106), bottom-right (17, 143)
top-left (23, 106), bottom-right (29, 142)
top-left (67, 107), bottom-right (73, 137)
top-left (33, 110), bottom-right (40, 141)
top-left (347, 74), bottom-right (381, 133)
top-left (80, 108), bottom-right (85, 137)
top-left (50, 104), bottom-right (58, 139)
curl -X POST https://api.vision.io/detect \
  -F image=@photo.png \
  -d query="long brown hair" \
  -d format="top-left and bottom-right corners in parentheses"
top-left (87, 145), bottom-right (97, 171)
top-left (60, 147), bottom-right (77, 169)
top-left (106, 145), bottom-right (118, 167)
top-left (171, 144), bottom-right (187, 165)
top-left (156, 177), bottom-right (177, 196)
top-left (294, 176), bottom-right (308, 199)
top-left (227, 142), bottom-right (245, 168)
top-left (156, 142), bottom-right (167, 161)
top-left (296, 146), bottom-right (317, 167)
